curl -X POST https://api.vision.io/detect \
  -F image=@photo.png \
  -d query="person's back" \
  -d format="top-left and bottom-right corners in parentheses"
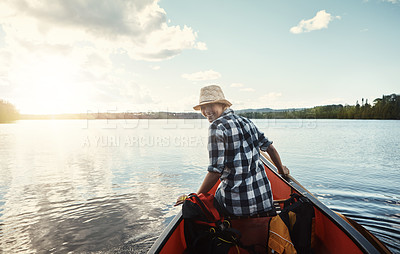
top-left (176, 84), bottom-right (289, 216)
top-left (209, 108), bottom-right (274, 216)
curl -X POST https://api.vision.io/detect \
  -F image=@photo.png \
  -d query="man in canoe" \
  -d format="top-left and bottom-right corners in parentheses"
top-left (178, 85), bottom-right (289, 216)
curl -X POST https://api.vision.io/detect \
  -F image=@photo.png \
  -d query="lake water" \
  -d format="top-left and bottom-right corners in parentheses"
top-left (0, 119), bottom-right (399, 253)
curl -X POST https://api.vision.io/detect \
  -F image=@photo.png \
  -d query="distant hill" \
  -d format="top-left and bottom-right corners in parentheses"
top-left (236, 107), bottom-right (306, 113)
top-left (238, 94), bottom-right (400, 120)
top-left (8, 93), bottom-right (400, 121)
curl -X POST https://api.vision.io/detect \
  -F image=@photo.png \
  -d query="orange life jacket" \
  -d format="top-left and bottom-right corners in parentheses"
top-left (268, 211), bottom-right (297, 253)
top-left (268, 193), bottom-right (315, 254)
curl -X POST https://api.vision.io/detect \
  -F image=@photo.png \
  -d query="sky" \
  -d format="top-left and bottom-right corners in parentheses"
top-left (0, 0), bottom-right (399, 114)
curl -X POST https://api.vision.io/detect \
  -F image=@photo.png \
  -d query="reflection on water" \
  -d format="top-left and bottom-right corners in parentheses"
top-left (0, 119), bottom-right (207, 253)
top-left (0, 119), bottom-right (399, 253)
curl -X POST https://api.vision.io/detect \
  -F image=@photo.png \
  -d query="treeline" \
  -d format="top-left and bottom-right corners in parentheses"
top-left (20, 111), bottom-right (203, 120)
top-left (239, 94), bottom-right (400, 120)
top-left (3, 93), bottom-right (399, 122)
top-left (0, 100), bottom-right (19, 123)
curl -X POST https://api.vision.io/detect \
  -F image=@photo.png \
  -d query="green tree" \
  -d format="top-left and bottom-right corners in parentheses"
top-left (0, 100), bottom-right (20, 123)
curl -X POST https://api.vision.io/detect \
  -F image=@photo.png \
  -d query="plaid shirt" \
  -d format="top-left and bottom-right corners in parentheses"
top-left (208, 108), bottom-right (274, 216)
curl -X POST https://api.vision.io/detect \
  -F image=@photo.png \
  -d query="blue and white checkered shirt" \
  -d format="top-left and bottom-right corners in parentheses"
top-left (208, 108), bottom-right (274, 216)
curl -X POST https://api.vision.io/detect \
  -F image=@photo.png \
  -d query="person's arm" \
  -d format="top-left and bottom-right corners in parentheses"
top-left (200, 124), bottom-right (225, 192)
top-left (175, 124), bottom-right (225, 206)
top-left (197, 171), bottom-right (222, 194)
top-left (174, 171), bottom-right (221, 206)
top-left (266, 144), bottom-right (290, 176)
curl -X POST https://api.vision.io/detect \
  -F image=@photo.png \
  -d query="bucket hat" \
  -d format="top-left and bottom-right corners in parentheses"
top-left (193, 85), bottom-right (232, 110)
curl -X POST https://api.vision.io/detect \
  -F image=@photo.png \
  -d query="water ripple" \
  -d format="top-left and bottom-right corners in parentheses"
top-left (1, 119), bottom-right (399, 253)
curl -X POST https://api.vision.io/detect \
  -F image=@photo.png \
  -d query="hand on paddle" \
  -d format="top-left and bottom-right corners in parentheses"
top-left (174, 194), bottom-right (188, 206)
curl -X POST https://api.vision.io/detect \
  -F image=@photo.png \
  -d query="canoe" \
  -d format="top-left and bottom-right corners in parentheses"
top-left (148, 152), bottom-right (391, 254)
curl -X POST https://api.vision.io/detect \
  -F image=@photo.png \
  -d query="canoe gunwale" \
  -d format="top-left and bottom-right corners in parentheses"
top-left (260, 154), bottom-right (382, 254)
top-left (148, 154), bottom-right (387, 254)
top-left (147, 210), bottom-right (183, 254)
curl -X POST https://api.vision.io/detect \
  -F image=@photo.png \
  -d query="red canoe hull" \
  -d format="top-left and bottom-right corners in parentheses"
top-left (148, 153), bottom-right (391, 254)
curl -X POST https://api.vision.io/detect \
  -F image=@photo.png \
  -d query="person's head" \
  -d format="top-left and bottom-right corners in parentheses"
top-left (193, 85), bottom-right (232, 122)
top-left (199, 103), bottom-right (228, 123)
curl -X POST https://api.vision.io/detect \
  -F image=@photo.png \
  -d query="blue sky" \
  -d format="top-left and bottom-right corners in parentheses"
top-left (0, 0), bottom-right (399, 114)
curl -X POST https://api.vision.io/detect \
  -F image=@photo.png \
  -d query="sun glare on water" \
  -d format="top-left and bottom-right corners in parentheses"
top-left (17, 56), bottom-right (84, 115)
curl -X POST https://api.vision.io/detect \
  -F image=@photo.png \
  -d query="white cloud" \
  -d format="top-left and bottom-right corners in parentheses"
top-left (383, 0), bottom-right (399, 3)
top-left (260, 92), bottom-right (282, 101)
top-left (230, 83), bottom-right (255, 93)
top-left (230, 83), bottom-right (255, 92)
top-left (232, 92), bottom-right (284, 110)
top-left (0, 50), bottom-right (12, 87)
top-left (240, 88), bottom-right (255, 92)
top-left (0, 0), bottom-right (206, 62)
top-left (231, 83), bottom-right (244, 88)
top-left (195, 42), bottom-right (208, 50)
top-left (253, 92), bottom-right (283, 109)
top-left (181, 70), bottom-right (221, 81)
top-left (0, 0), bottom-right (208, 113)
top-left (290, 10), bottom-right (340, 34)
